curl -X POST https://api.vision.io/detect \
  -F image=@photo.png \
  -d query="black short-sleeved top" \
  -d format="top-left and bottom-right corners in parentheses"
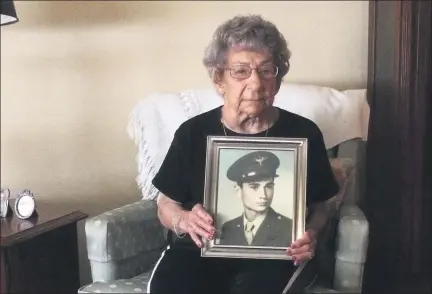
top-left (152, 106), bottom-right (339, 247)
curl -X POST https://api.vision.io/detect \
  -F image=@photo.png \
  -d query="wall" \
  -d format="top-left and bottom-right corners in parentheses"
top-left (0, 0), bottom-right (369, 286)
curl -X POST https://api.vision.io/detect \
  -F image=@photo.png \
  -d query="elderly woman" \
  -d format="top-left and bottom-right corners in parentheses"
top-left (148, 15), bottom-right (339, 294)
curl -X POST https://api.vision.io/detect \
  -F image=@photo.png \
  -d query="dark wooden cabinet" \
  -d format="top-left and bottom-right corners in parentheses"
top-left (0, 203), bottom-right (87, 294)
top-left (364, 1), bottom-right (431, 293)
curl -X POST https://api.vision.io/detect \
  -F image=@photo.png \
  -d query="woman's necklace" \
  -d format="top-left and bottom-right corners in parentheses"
top-left (221, 120), bottom-right (269, 137)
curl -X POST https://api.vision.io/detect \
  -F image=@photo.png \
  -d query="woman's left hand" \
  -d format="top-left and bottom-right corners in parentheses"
top-left (286, 229), bottom-right (317, 266)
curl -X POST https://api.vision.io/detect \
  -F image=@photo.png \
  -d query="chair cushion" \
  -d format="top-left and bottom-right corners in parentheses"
top-left (78, 270), bottom-right (151, 293)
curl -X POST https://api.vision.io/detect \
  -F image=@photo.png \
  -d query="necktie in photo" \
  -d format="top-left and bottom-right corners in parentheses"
top-left (245, 222), bottom-right (255, 245)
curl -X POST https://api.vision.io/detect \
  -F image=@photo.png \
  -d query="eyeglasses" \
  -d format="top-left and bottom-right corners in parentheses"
top-left (225, 64), bottom-right (279, 80)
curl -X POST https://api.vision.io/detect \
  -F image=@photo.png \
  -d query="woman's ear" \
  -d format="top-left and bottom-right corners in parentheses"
top-left (211, 69), bottom-right (225, 96)
top-left (215, 83), bottom-right (225, 96)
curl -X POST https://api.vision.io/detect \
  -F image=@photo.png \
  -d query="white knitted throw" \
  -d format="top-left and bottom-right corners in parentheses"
top-left (127, 84), bottom-right (368, 200)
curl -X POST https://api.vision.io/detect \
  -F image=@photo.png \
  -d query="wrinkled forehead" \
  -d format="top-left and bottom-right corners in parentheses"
top-left (226, 47), bottom-right (273, 66)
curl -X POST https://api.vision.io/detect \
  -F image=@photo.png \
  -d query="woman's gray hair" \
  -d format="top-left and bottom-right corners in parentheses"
top-left (203, 14), bottom-right (291, 86)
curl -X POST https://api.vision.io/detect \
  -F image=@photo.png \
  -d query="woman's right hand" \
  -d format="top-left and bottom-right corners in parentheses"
top-left (178, 204), bottom-right (216, 248)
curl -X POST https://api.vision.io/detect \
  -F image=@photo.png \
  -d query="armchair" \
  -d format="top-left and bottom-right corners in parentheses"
top-left (78, 84), bottom-right (369, 294)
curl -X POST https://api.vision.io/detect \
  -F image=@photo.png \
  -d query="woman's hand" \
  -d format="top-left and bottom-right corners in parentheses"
top-left (286, 230), bottom-right (317, 266)
top-left (178, 204), bottom-right (216, 248)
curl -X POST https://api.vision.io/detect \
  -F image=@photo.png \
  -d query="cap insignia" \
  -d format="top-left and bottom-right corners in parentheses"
top-left (255, 156), bottom-right (267, 166)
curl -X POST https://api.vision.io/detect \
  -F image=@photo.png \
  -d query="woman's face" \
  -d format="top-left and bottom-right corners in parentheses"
top-left (215, 49), bottom-right (278, 117)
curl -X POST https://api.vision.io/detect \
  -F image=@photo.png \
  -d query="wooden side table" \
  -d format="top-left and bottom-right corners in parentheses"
top-left (0, 202), bottom-right (87, 294)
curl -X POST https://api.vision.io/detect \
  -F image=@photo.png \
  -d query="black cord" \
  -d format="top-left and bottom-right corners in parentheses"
top-left (2, 250), bottom-right (11, 294)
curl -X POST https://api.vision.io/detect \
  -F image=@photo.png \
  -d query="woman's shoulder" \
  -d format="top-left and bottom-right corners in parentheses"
top-left (277, 107), bottom-right (322, 136)
top-left (174, 106), bottom-right (221, 136)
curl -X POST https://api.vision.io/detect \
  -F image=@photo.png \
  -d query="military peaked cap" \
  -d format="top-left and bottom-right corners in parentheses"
top-left (227, 150), bottom-right (280, 183)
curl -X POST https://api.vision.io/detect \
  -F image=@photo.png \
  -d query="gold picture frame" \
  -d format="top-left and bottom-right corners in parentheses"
top-left (201, 136), bottom-right (308, 260)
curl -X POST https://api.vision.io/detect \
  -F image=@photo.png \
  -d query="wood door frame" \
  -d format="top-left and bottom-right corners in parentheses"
top-left (364, 1), bottom-right (431, 292)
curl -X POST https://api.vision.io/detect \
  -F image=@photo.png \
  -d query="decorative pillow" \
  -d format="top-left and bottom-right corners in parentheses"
top-left (341, 89), bottom-right (369, 141)
top-left (275, 84), bottom-right (367, 148)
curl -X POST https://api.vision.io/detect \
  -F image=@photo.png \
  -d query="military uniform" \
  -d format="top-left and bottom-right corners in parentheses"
top-left (219, 151), bottom-right (293, 247)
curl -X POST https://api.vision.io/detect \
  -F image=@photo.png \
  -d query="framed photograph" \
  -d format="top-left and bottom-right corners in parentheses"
top-left (201, 136), bottom-right (308, 260)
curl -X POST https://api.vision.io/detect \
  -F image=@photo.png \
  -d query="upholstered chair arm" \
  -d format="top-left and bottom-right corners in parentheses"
top-left (333, 204), bottom-right (368, 293)
top-left (85, 200), bottom-right (166, 282)
top-left (284, 204), bottom-right (368, 294)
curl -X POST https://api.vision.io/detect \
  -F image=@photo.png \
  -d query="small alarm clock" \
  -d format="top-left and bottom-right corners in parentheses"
top-left (14, 189), bottom-right (37, 220)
